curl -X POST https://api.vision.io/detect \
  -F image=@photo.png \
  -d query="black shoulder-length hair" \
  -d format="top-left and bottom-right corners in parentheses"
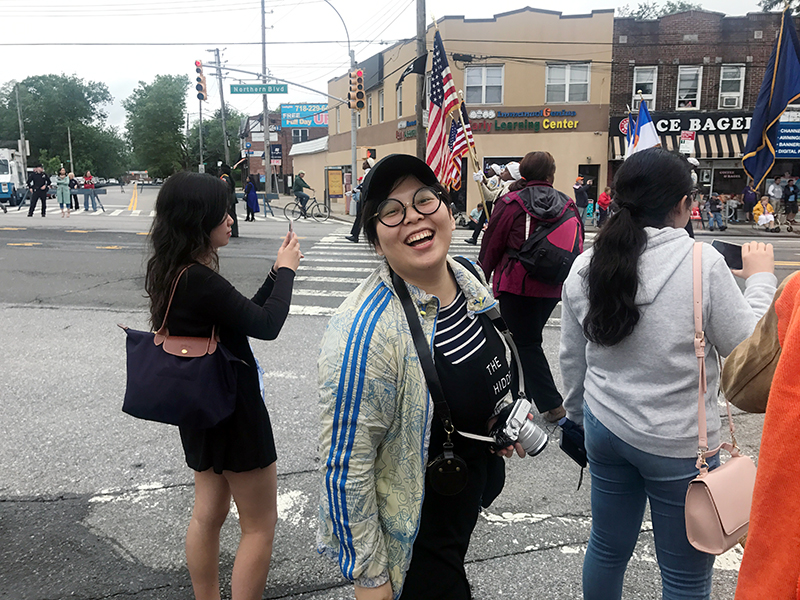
top-left (145, 171), bottom-right (230, 328)
top-left (583, 148), bottom-right (693, 346)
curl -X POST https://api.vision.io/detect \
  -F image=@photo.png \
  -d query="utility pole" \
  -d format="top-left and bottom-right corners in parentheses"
top-left (213, 48), bottom-right (231, 165)
top-left (15, 83), bottom-right (28, 175)
top-left (199, 99), bottom-right (204, 172)
top-left (261, 0), bottom-right (270, 193)
top-left (350, 49), bottom-right (358, 198)
top-left (415, 0), bottom-right (426, 159)
top-left (67, 125), bottom-right (75, 174)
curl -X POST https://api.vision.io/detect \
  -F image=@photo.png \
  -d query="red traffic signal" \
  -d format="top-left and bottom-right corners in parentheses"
top-left (348, 69), bottom-right (365, 111)
top-left (194, 60), bottom-right (207, 101)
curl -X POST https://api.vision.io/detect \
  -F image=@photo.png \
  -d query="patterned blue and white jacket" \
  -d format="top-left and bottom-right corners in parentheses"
top-left (317, 256), bottom-right (500, 598)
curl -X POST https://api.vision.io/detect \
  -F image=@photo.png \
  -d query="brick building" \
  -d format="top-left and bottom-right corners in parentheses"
top-left (609, 10), bottom-right (800, 194)
top-left (241, 105), bottom-right (327, 193)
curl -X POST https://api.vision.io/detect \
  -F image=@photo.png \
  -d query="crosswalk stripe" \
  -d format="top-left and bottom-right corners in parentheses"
top-left (110, 209), bottom-right (124, 216)
top-left (294, 275), bottom-right (364, 284)
top-left (303, 258), bottom-right (379, 264)
top-left (293, 289), bottom-right (351, 297)
top-left (290, 305), bottom-right (336, 316)
top-left (299, 265), bottom-right (374, 273)
top-left (150, 210), bottom-right (156, 217)
top-left (132, 210), bottom-right (141, 217)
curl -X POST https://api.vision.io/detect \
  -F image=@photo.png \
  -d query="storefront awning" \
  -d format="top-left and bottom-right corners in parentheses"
top-left (609, 132), bottom-right (747, 161)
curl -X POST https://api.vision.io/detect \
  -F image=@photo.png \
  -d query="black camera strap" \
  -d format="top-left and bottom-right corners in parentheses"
top-left (392, 266), bottom-right (513, 444)
top-left (392, 269), bottom-right (457, 436)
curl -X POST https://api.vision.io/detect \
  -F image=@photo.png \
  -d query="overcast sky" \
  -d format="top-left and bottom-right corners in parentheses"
top-left (3, 0), bottom-right (764, 131)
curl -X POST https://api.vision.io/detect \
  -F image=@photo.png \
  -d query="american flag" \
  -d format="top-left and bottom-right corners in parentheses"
top-left (447, 102), bottom-right (475, 190)
top-left (426, 31), bottom-right (460, 183)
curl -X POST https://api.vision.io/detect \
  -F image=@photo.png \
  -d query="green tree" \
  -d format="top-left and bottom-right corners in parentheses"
top-left (617, 0), bottom-right (703, 19)
top-left (123, 75), bottom-right (189, 178)
top-left (187, 106), bottom-right (245, 175)
top-left (0, 75), bottom-right (127, 177)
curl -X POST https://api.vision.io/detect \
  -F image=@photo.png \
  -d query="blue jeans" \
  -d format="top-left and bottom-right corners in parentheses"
top-left (84, 191), bottom-right (96, 211)
top-left (295, 192), bottom-right (309, 214)
top-left (707, 212), bottom-right (723, 230)
top-left (582, 405), bottom-right (719, 600)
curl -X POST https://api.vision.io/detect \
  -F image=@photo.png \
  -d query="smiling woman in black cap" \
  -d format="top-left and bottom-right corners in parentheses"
top-left (318, 154), bottom-right (526, 600)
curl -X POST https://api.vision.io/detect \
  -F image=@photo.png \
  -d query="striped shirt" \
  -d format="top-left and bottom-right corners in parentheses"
top-left (434, 291), bottom-right (486, 365)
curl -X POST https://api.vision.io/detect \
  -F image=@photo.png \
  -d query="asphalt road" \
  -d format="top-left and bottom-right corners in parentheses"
top-left (0, 209), bottom-right (793, 600)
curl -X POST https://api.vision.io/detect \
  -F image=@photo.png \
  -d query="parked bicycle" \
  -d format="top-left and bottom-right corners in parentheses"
top-left (284, 194), bottom-right (330, 222)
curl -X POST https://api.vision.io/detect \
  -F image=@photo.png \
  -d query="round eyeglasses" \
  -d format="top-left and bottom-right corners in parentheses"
top-left (372, 187), bottom-right (443, 227)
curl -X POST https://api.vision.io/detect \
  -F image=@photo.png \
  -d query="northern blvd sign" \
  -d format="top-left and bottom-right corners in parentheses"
top-left (230, 84), bottom-right (288, 94)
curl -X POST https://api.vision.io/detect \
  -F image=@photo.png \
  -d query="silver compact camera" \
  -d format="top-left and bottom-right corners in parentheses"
top-left (490, 397), bottom-right (548, 457)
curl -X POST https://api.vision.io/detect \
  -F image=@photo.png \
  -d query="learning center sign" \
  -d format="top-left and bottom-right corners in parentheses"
top-left (281, 104), bottom-right (329, 128)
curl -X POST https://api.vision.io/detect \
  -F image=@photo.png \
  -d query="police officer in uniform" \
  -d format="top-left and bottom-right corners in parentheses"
top-left (27, 165), bottom-right (51, 217)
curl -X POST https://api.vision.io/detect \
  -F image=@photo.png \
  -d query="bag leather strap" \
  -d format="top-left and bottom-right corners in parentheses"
top-left (693, 243), bottom-right (738, 470)
top-left (154, 265), bottom-right (217, 352)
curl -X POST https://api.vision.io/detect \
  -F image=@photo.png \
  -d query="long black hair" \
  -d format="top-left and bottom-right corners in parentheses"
top-left (145, 171), bottom-right (230, 328)
top-left (583, 148), bottom-right (693, 346)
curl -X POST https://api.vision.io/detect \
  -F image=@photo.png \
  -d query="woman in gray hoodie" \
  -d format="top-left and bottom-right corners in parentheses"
top-left (559, 148), bottom-right (776, 600)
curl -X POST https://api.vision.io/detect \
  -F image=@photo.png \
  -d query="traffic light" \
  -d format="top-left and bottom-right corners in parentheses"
top-left (195, 60), bottom-right (208, 101)
top-left (348, 69), bottom-right (365, 111)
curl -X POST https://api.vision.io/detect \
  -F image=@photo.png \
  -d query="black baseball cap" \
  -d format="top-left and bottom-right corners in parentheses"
top-left (361, 154), bottom-right (439, 205)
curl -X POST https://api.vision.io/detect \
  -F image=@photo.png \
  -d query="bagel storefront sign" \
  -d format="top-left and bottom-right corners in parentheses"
top-left (469, 108), bottom-right (581, 133)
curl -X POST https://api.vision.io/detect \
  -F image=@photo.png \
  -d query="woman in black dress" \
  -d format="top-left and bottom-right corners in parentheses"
top-left (144, 172), bottom-right (301, 600)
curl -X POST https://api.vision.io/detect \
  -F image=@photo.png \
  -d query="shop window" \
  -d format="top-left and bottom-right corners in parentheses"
top-left (677, 66), bottom-right (702, 109)
top-left (546, 63), bottom-right (590, 103)
top-left (397, 82), bottom-right (403, 117)
top-left (367, 94), bottom-right (373, 126)
top-left (465, 65), bottom-right (504, 105)
top-left (719, 65), bottom-right (745, 109)
top-left (379, 89), bottom-right (385, 123)
top-left (632, 66), bottom-right (657, 110)
top-left (291, 129), bottom-right (309, 144)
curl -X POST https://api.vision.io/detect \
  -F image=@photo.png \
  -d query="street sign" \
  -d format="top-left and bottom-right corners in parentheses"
top-left (230, 84), bottom-right (288, 94)
top-left (679, 131), bottom-right (696, 155)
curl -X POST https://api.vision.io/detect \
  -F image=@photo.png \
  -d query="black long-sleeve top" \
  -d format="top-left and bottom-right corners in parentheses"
top-left (165, 262), bottom-right (295, 473)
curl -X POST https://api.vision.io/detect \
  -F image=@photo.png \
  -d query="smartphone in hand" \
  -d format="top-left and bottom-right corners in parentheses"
top-left (288, 216), bottom-right (293, 233)
top-left (711, 240), bottom-right (743, 270)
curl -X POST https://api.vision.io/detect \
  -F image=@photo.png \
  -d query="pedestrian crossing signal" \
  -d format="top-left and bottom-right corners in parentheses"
top-left (195, 60), bottom-right (208, 101)
top-left (348, 69), bottom-right (365, 111)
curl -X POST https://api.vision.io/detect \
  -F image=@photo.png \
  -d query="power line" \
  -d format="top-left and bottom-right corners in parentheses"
top-left (0, 39), bottom-right (406, 47)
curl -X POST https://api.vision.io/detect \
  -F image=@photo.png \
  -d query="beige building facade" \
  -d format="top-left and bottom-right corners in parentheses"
top-left (292, 7), bottom-right (614, 210)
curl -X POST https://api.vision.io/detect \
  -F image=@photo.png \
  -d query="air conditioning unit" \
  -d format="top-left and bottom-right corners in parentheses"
top-left (722, 96), bottom-right (739, 108)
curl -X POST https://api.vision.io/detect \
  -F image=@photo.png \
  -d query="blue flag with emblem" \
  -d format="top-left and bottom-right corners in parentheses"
top-left (743, 8), bottom-right (800, 190)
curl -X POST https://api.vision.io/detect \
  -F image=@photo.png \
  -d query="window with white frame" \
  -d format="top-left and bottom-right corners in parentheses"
top-left (719, 65), bottom-right (745, 109)
top-left (546, 63), bottom-right (590, 103)
top-left (632, 66), bottom-right (657, 110)
top-left (465, 65), bottom-right (503, 105)
top-left (379, 90), bottom-right (385, 122)
top-left (291, 129), bottom-right (309, 143)
top-left (397, 82), bottom-right (403, 117)
top-left (367, 94), bottom-right (373, 126)
top-left (677, 66), bottom-right (702, 109)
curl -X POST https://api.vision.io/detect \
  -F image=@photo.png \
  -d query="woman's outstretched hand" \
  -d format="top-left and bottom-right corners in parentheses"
top-left (732, 241), bottom-right (774, 279)
top-left (274, 231), bottom-right (303, 272)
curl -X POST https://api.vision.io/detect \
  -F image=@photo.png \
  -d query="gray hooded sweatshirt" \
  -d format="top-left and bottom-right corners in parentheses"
top-left (560, 227), bottom-right (777, 458)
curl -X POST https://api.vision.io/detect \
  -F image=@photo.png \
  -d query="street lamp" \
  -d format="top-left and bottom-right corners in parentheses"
top-left (323, 0), bottom-right (358, 207)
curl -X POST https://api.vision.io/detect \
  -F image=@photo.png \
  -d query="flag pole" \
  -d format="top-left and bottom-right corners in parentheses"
top-left (456, 90), bottom-right (490, 208)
